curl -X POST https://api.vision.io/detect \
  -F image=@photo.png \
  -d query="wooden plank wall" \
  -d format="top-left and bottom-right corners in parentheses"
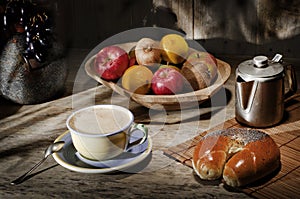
top-left (153, 0), bottom-right (300, 42)
top-left (46, 0), bottom-right (300, 58)
top-left (55, 0), bottom-right (153, 49)
top-left (152, 0), bottom-right (194, 39)
top-left (152, 0), bottom-right (300, 58)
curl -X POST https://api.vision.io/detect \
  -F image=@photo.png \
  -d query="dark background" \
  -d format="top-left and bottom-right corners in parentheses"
top-left (53, 0), bottom-right (300, 60)
top-left (1, 0), bottom-right (299, 58)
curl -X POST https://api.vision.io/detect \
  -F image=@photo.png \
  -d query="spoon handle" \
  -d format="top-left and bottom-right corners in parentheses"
top-left (11, 155), bottom-right (49, 185)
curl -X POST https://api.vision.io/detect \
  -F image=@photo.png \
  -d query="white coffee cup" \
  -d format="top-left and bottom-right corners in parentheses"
top-left (66, 105), bottom-right (148, 161)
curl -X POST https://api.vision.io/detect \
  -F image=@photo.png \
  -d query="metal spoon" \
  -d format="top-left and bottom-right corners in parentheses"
top-left (11, 141), bottom-right (65, 185)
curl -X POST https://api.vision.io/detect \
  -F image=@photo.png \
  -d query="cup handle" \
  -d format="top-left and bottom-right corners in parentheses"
top-left (126, 124), bottom-right (148, 150)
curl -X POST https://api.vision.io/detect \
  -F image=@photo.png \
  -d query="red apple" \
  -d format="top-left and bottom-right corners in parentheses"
top-left (151, 68), bottom-right (183, 95)
top-left (94, 46), bottom-right (129, 81)
top-left (129, 57), bottom-right (136, 67)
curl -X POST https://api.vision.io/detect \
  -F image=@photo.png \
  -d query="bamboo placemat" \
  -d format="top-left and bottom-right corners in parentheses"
top-left (163, 95), bottom-right (300, 198)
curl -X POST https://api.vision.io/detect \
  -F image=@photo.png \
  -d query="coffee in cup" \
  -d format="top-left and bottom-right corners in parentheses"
top-left (66, 105), bottom-right (148, 161)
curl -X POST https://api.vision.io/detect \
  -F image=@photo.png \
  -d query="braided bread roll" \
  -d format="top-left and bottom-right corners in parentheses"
top-left (192, 129), bottom-right (280, 187)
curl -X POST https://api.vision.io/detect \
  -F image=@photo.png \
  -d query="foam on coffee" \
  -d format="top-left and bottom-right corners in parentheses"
top-left (69, 107), bottom-right (130, 135)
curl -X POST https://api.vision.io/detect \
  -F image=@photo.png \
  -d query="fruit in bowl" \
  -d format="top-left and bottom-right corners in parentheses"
top-left (135, 38), bottom-right (162, 67)
top-left (121, 65), bottom-right (153, 94)
top-left (160, 34), bottom-right (189, 64)
top-left (181, 51), bottom-right (218, 90)
top-left (159, 64), bottom-right (181, 72)
top-left (87, 33), bottom-right (231, 111)
top-left (94, 46), bottom-right (129, 81)
top-left (92, 36), bottom-right (218, 96)
top-left (151, 67), bottom-right (184, 95)
top-left (128, 46), bottom-right (137, 67)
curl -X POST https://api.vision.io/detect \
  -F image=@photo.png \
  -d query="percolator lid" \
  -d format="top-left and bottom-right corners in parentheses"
top-left (237, 55), bottom-right (284, 79)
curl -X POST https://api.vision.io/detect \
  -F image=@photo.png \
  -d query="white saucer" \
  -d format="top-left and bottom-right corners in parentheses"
top-left (52, 131), bottom-right (152, 173)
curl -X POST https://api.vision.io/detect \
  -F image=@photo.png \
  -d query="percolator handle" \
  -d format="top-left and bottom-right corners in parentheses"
top-left (284, 64), bottom-right (298, 100)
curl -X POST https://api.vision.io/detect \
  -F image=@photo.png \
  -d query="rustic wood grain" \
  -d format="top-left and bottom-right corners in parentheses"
top-left (0, 50), bottom-right (254, 198)
top-left (178, 0), bottom-right (194, 39)
top-left (0, 84), bottom-right (251, 198)
top-left (154, 0), bottom-right (300, 44)
top-left (1, 49), bottom-right (299, 198)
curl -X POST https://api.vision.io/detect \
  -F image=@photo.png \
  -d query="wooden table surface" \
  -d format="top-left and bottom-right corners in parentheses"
top-left (0, 49), bottom-right (299, 198)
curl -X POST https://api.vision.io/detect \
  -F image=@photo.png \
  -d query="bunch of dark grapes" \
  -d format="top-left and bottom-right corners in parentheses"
top-left (3, 0), bottom-right (53, 65)
top-left (23, 12), bottom-right (52, 63)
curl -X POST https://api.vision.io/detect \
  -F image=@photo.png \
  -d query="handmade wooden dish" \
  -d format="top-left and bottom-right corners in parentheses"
top-left (85, 42), bottom-right (231, 111)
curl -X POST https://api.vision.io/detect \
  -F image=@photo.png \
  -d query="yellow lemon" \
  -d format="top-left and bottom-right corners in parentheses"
top-left (121, 65), bottom-right (153, 94)
top-left (160, 34), bottom-right (189, 64)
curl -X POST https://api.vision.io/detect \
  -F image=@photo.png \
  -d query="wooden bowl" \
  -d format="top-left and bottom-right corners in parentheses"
top-left (85, 42), bottom-right (231, 111)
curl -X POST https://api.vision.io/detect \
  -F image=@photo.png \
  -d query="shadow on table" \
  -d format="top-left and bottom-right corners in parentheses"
top-left (10, 164), bottom-right (59, 185)
top-left (191, 162), bottom-right (281, 194)
top-left (9, 149), bottom-right (152, 185)
top-left (133, 87), bottom-right (232, 124)
top-left (281, 93), bottom-right (300, 125)
top-left (10, 153), bottom-right (152, 185)
top-left (0, 139), bottom-right (53, 160)
top-left (0, 96), bottom-right (22, 120)
top-left (114, 152), bottom-right (152, 174)
top-left (198, 87), bottom-right (232, 120)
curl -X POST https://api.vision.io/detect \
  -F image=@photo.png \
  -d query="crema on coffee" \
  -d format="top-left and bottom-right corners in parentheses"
top-left (69, 107), bottom-right (130, 134)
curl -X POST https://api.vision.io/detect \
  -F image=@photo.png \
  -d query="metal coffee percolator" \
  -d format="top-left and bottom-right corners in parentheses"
top-left (235, 54), bottom-right (297, 127)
